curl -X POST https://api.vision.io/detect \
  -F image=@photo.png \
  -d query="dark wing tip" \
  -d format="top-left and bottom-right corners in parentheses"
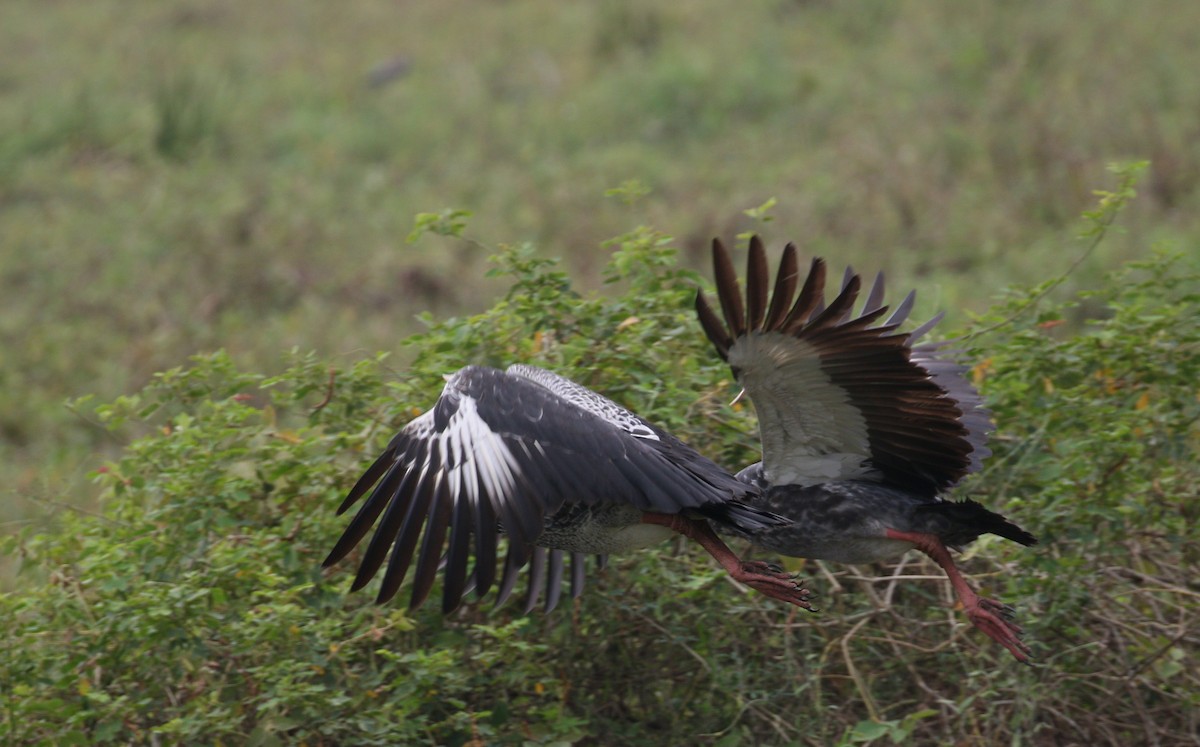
top-left (706, 237), bottom-right (997, 492)
top-left (712, 238), bottom-right (747, 337)
top-left (885, 289), bottom-right (917, 328)
top-left (695, 290), bottom-right (732, 359)
top-left (863, 271), bottom-right (886, 315)
top-left (762, 242), bottom-right (800, 331)
top-left (810, 272), bottom-right (861, 329)
top-left (745, 236), bottom-right (770, 331)
top-left (781, 257), bottom-right (828, 332)
top-left (336, 448), bottom-right (394, 515)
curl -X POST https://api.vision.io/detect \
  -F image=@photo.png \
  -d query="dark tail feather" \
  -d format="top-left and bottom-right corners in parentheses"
top-left (697, 499), bottom-right (788, 533)
top-left (919, 499), bottom-right (1038, 547)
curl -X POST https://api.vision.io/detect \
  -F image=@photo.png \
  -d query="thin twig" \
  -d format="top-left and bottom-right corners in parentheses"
top-left (629, 607), bottom-right (713, 675)
top-left (311, 367), bottom-right (337, 412)
top-left (839, 617), bottom-right (880, 721)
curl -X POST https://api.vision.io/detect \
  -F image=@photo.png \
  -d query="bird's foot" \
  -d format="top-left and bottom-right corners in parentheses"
top-left (966, 596), bottom-right (1032, 664)
top-left (732, 560), bottom-right (816, 611)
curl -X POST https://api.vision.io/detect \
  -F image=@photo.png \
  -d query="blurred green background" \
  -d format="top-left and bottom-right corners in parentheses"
top-left (3, 0), bottom-right (1198, 523)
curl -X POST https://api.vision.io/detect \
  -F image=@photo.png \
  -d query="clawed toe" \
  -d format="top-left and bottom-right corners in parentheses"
top-left (743, 560), bottom-right (787, 576)
top-left (967, 600), bottom-right (1033, 663)
top-left (735, 562), bottom-right (816, 611)
top-left (980, 597), bottom-right (1018, 621)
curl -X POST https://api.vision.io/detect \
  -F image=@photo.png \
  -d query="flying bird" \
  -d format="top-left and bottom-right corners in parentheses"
top-left (695, 237), bottom-right (1036, 662)
top-left (323, 363), bottom-right (814, 615)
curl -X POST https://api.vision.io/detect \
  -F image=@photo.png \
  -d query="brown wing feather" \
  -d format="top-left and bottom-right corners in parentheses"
top-left (762, 242), bottom-right (800, 331)
top-left (701, 236), bottom-right (993, 495)
top-left (781, 258), bottom-right (827, 333)
top-left (804, 275), bottom-right (861, 334)
top-left (745, 235), bottom-right (770, 332)
top-left (695, 292), bottom-right (732, 360)
top-left (711, 239), bottom-right (746, 337)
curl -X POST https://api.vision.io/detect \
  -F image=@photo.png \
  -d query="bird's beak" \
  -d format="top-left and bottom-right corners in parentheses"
top-left (729, 388), bottom-right (747, 407)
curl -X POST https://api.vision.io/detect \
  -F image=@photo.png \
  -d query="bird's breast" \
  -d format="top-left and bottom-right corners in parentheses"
top-left (537, 503), bottom-right (674, 555)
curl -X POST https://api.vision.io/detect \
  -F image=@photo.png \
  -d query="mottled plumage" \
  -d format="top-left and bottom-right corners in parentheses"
top-left (728, 468), bottom-right (1034, 563)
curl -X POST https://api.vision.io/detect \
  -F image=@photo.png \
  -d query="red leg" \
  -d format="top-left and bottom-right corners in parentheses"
top-left (886, 528), bottom-right (1031, 663)
top-left (642, 512), bottom-right (814, 610)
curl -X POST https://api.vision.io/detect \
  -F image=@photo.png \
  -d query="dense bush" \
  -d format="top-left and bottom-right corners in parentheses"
top-left (2, 220), bottom-right (1196, 745)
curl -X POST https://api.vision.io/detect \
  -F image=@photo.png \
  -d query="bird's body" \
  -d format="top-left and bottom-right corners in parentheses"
top-left (325, 233), bottom-right (1035, 662)
top-left (696, 237), bottom-right (1036, 662)
top-left (726, 468), bottom-right (1033, 563)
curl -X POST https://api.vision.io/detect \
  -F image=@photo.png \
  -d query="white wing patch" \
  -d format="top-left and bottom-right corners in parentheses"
top-left (728, 332), bottom-right (875, 485)
top-left (412, 389), bottom-right (524, 510)
top-left (506, 364), bottom-right (660, 441)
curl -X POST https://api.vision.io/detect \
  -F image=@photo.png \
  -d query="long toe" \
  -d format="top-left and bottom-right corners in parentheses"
top-left (968, 602), bottom-right (1033, 664)
top-left (735, 562), bottom-right (815, 611)
top-left (750, 579), bottom-right (815, 610)
top-left (980, 597), bottom-right (1019, 622)
top-left (742, 559), bottom-right (788, 576)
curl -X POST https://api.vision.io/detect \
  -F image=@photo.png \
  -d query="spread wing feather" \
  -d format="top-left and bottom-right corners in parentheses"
top-left (695, 237), bottom-right (993, 496)
top-left (324, 364), bottom-right (758, 612)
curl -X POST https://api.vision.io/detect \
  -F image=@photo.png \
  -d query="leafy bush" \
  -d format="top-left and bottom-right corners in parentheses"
top-left (2, 221), bottom-right (1196, 745)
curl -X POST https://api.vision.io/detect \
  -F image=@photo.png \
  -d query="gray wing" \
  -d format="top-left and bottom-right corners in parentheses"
top-left (695, 236), bottom-right (992, 496)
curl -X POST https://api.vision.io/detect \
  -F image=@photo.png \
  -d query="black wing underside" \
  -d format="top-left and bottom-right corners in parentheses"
top-left (492, 547), bottom-right (609, 614)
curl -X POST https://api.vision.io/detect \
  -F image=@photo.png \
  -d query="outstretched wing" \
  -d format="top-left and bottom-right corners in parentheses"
top-left (506, 547), bottom-right (607, 615)
top-left (323, 364), bottom-right (757, 613)
top-left (695, 236), bottom-right (992, 496)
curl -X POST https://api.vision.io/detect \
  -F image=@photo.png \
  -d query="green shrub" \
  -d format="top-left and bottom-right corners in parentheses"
top-left (2, 223), bottom-right (1196, 745)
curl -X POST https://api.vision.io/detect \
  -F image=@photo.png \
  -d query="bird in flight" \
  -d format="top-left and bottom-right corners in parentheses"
top-left (695, 236), bottom-right (1036, 662)
top-left (322, 362), bottom-right (814, 615)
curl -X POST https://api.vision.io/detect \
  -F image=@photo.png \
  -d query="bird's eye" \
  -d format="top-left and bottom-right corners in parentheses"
top-left (731, 366), bottom-right (744, 378)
